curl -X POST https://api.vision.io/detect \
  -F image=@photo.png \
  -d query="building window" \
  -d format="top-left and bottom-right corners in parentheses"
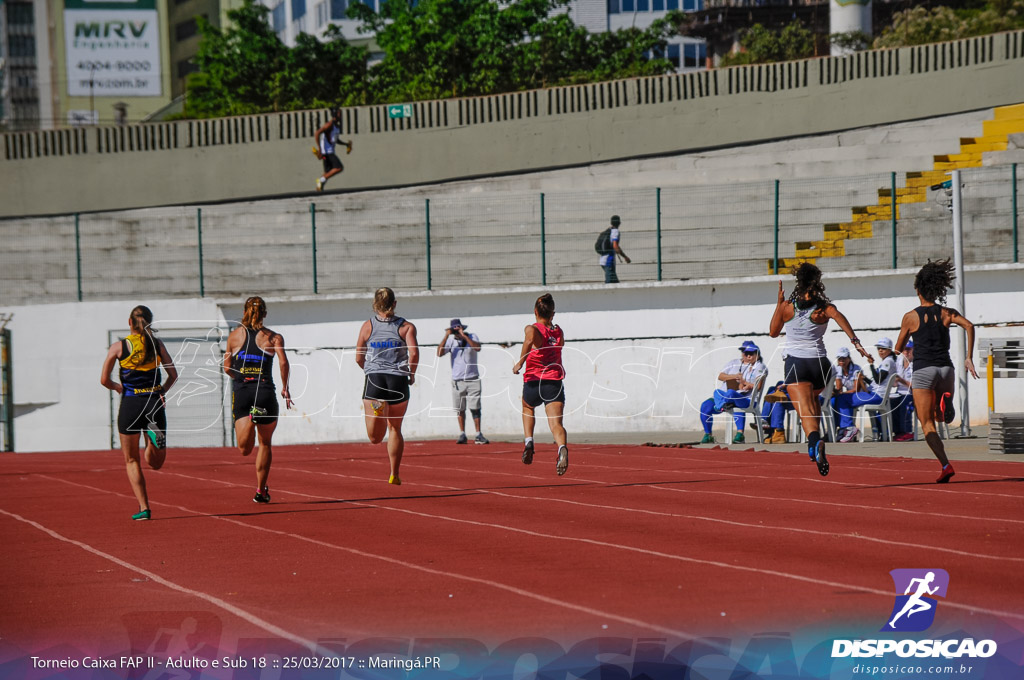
top-left (175, 17), bottom-right (200, 41)
top-left (621, 0), bottom-right (633, 11)
top-left (653, 0), bottom-right (663, 9)
top-left (666, 0), bottom-right (678, 8)
top-left (668, 43), bottom-right (680, 68)
top-left (637, 0), bottom-right (648, 10)
top-left (607, 0), bottom-right (619, 13)
top-left (6, 2), bottom-right (34, 26)
top-left (9, 35), bottom-right (35, 57)
top-left (177, 59), bottom-right (199, 78)
top-left (330, 0), bottom-right (348, 19)
top-left (291, 0), bottom-right (306, 20)
top-left (272, 2), bottom-right (286, 31)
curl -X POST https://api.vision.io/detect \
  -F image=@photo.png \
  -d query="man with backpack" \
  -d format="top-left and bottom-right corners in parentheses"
top-left (595, 215), bottom-right (631, 284)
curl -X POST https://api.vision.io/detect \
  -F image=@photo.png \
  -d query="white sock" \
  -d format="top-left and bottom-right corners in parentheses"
top-left (460, 431), bottom-right (466, 436)
top-left (525, 437), bottom-right (533, 444)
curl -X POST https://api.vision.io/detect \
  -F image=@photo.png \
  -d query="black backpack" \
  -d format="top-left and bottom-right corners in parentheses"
top-left (594, 227), bottom-right (614, 256)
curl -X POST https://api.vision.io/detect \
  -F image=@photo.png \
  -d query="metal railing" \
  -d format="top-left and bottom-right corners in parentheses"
top-left (1, 164), bottom-right (1019, 306)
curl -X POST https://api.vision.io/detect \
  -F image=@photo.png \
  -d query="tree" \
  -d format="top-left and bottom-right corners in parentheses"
top-left (184, 0), bottom-right (368, 117)
top-left (719, 21), bottom-right (815, 67)
top-left (873, 1), bottom-right (1024, 48)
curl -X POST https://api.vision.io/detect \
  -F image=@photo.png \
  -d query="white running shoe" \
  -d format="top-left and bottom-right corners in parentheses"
top-left (839, 426), bottom-right (860, 443)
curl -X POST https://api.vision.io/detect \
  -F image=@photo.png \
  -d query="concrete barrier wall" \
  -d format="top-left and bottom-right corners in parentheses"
top-left (4, 264), bottom-right (1021, 453)
top-left (3, 32), bottom-right (1024, 217)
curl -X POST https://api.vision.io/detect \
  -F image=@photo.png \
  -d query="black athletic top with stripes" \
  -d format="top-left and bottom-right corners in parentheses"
top-left (230, 327), bottom-right (275, 387)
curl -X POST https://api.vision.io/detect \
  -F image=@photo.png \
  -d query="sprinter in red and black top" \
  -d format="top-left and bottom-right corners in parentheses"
top-left (224, 296), bottom-right (293, 504)
top-left (512, 293), bottom-right (569, 476)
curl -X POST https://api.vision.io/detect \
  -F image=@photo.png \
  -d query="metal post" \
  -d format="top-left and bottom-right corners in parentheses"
top-left (656, 188), bottom-right (662, 281)
top-left (197, 208), bottom-right (205, 297)
top-left (1013, 163), bottom-right (1019, 263)
top-left (425, 199), bottom-right (432, 291)
top-left (1, 328), bottom-right (12, 452)
top-left (310, 203), bottom-right (318, 294)
top-left (540, 193), bottom-right (547, 286)
top-left (951, 170), bottom-right (971, 436)
top-left (987, 354), bottom-right (995, 413)
top-left (773, 180), bottom-right (780, 274)
top-left (891, 172), bottom-right (898, 270)
top-left (74, 213), bottom-right (83, 301)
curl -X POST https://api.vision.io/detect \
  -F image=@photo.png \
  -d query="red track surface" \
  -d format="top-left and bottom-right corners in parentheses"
top-left (2, 441), bottom-right (1023, 659)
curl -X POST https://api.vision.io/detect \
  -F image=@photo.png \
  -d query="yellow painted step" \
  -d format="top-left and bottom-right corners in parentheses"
top-left (982, 119), bottom-right (1024, 137)
top-left (961, 141), bottom-right (1008, 153)
top-left (993, 103), bottom-right (1024, 120)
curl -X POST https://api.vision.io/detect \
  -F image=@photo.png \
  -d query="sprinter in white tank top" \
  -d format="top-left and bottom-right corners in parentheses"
top-left (769, 263), bottom-right (871, 477)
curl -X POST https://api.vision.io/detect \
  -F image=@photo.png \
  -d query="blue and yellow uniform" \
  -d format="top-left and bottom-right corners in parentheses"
top-left (230, 327), bottom-right (279, 424)
top-left (117, 334), bottom-right (167, 436)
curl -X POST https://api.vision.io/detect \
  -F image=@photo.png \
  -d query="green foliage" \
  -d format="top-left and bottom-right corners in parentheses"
top-left (719, 21), bottom-right (815, 67)
top-left (873, 1), bottom-right (1024, 48)
top-left (184, 0), bottom-right (679, 116)
top-left (184, 0), bottom-right (367, 117)
top-left (830, 30), bottom-right (872, 52)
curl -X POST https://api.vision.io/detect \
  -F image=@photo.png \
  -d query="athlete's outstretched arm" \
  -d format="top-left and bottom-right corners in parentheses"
top-left (403, 322), bottom-right (419, 386)
top-left (354, 320), bottom-right (372, 370)
top-left (893, 310), bottom-right (918, 354)
top-left (100, 341), bottom-right (123, 394)
top-left (948, 308), bottom-right (978, 378)
top-left (512, 325), bottom-right (540, 374)
top-left (156, 340), bottom-right (178, 393)
top-left (768, 281), bottom-right (791, 338)
top-left (272, 332), bottom-right (293, 409)
top-left (826, 305), bottom-right (872, 362)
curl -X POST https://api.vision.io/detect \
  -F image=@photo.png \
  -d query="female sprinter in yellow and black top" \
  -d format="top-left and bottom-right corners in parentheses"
top-left (223, 296), bottom-right (292, 504)
top-left (100, 305), bottom-right (177, 521)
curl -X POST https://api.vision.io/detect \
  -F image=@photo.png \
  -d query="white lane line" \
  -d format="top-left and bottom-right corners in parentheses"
top-left (180, 467), bottom-right (1024, 623)
top-left (38, 474), bottom-right (700, 641)
top-left (274, 464), bottom-right (1022, 564)
top-left (0, 506), bottom-right (335, 656)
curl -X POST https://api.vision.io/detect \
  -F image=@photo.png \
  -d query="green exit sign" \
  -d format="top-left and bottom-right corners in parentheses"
top-left (387, 104), bottom-right (412, 119)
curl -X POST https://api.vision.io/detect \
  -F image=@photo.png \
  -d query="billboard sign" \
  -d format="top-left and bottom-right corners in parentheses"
top-left (64, 0), bottom-right (162, 97)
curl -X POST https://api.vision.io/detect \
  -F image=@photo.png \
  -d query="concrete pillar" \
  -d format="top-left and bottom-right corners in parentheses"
top-left (830, 0), bottom-right (872, 56)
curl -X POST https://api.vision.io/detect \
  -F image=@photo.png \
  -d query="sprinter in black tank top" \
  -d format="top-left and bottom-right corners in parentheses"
top-left (894, 260), bottom-right (978, 483)
top-left (224, 296), bottom-right (293, 503)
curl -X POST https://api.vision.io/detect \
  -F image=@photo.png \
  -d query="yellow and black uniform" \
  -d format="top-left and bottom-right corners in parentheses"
top-left (230, 327), bottom-right (279, 424)
top-left (117, 334), bottom-right (167, 435)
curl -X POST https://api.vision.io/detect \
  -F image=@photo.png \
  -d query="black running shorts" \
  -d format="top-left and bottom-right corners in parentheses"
top-left (117, 394), bottom-right (166, 436)
top-left (363, 373), bottom-right (411, 404)
top-left (322, 153), bottom-right (343, 173)
top-left (783, 356), bottom-right (834, 391)
top-left (522, 379), bottom-right (565, 408)
top-left (232, 383), bottom-right (279, 424)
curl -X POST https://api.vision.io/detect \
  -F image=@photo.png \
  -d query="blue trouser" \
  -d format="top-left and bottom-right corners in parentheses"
top-left (700, 390), bottom-right (751, 433)
top-left (602, 262), bottom-right (618, 283)
top-left (760, 388), bottom-right (792, 430)
top-left (832, 391), bottom-right (883, 429)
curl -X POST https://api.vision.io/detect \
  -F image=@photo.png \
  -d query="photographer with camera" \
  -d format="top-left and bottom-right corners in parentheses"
top-left (437, 318), bottom-right (489, 445)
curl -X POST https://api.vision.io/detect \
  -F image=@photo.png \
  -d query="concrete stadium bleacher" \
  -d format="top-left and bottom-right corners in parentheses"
top-left (1, 105), bottom-right (1022, 305)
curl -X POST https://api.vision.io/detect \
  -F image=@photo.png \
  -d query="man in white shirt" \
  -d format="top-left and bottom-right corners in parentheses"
top-left (437, 318), bottom-right (489, 445)
top-left (598, 215), bottom-right (631, 284)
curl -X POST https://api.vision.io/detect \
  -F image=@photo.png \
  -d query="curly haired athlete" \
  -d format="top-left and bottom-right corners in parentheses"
top-left (769, 263), bottom-right (871, 477)
top-left (894, 259), bottom-right (978, 483)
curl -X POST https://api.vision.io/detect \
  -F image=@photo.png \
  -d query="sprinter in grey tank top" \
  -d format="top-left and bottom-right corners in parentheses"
top-left (355, 287), bottom-right (420, 488)
top-left (364, 315), bottom-right (410, 375)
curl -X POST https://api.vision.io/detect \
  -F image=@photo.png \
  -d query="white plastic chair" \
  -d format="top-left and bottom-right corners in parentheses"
top-left (724, 373), bottom-right (769, 444)
top-left (784, 373), bottom-right (837, 443)
top-left (857, 373), bottom-right (900, 442)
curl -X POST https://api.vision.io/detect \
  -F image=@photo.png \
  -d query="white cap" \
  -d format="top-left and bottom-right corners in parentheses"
top-left (836, 347), bottom-right (851, 358)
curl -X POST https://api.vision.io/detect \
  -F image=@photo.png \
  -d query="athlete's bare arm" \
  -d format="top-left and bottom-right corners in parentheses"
top-left (354, 320), bottom-right (372, 370)
top-left (100, 341), bottom-right (124, 394)
top-left (894, 310), bottom-right (919, 354)
top-left (512, 325), bottom-right (540, 374)
top-left (946, 307), bottom-right (979, 378)
top-left (271, 331), bottom-right (293, 408)
top-left (401, 322), bottom-right (419, 385)
top-left (768, 282), bottom-right (793, 337)
top-left (156, 340), bottom-right (178, 393)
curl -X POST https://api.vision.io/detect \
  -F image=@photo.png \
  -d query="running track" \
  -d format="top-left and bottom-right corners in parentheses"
top-left (1, 442), bottom-right (1023, 662)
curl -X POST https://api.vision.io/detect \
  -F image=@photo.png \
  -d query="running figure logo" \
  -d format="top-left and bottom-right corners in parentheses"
top-left (882, 569), bottom-right (950, 632)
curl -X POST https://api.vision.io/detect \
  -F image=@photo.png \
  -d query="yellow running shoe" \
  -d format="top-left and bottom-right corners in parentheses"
top-left (388, 474), bottom-right (401, 485)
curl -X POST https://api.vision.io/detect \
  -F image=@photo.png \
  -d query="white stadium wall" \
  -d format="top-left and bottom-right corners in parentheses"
top-left (3, 264), bottom-right (1022, 453)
